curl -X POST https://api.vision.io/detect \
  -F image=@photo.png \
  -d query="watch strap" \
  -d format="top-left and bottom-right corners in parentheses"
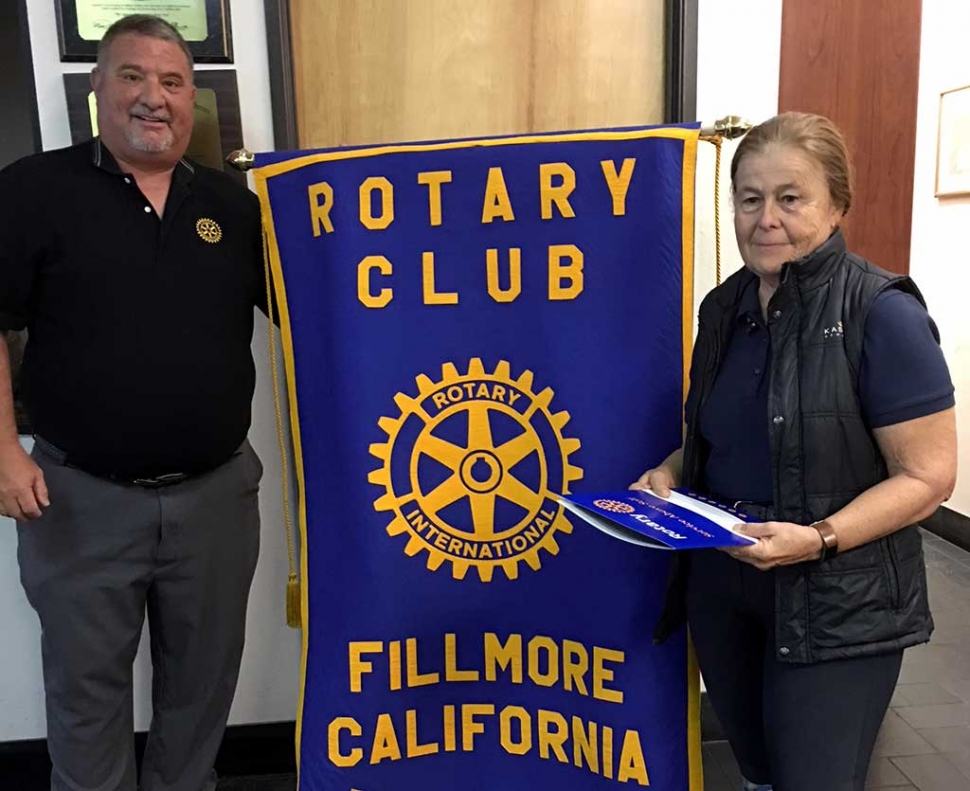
top-left (813, 520), bottom-right (839, 561)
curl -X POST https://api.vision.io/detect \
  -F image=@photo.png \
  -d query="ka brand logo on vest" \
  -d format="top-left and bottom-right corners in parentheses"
top-left (823, 320), bottom-right (844, 340)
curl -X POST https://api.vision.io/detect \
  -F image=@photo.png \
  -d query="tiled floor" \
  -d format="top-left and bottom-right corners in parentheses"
top-left (703, 529), bottom-right (970, 791)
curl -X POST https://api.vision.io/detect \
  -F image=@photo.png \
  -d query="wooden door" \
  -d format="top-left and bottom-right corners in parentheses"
top-left (779, 0), bottom-right (922, 274)
top-left (288, 0), bottom-right (667, 149)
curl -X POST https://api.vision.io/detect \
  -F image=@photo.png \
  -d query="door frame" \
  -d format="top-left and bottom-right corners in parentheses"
top-left (0, 0), bottom-right (42, 165)
top-left (263, 0), bottom-right (699, 151)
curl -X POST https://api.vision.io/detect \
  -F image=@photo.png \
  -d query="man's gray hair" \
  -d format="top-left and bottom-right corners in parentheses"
top-left (96, 14), bottom-right (194, 72)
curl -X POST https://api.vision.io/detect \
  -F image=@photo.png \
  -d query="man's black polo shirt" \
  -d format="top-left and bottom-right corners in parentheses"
top-left (0, 139), bottom-right (265, 478)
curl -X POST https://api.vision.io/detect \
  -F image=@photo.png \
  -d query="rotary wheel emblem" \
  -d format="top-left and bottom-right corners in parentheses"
top-left (593, 499), bottom-right (635, 514)
top-left (369, 358), bottom-right (583, 582)
top-left (196, 217), bottom-right (222, 243)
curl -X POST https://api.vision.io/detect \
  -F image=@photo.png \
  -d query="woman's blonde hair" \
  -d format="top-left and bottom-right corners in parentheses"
top-left (730, 112), bottom-right (853, 215)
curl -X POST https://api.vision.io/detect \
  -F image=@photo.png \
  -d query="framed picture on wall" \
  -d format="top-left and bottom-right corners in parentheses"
top-left (936, 84), bottom-right (970, 198)
top-left (63, 70), bottom-right (245, 184)
top-left (55, 0), bottom-right (233, 62)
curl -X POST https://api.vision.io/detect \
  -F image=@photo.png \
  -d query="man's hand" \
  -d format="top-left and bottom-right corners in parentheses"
top-left (0, 442), bottom-right (49, 521)
top-left (723, 521), bottom-right (823, 570)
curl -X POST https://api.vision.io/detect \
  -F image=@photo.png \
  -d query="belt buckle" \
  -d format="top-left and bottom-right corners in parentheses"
top-left (131, 472), bottom-right (188, 488)
top-left (733, 500), bottom-right (766, 520)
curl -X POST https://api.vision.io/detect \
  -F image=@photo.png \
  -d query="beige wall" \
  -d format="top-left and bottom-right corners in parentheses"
top-left (909, 1), bottom-right (970, 514)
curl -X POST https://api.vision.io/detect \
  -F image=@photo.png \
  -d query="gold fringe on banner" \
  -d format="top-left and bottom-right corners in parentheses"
top-left (262, 231), bottom-right (302, 629)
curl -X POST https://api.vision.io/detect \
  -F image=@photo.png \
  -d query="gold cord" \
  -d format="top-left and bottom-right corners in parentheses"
top-left (263, 230), bottom-right (301, 629)
top-left (700, 135), bottom-right (724, 286)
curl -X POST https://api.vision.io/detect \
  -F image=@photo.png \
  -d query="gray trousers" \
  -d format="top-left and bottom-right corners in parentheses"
top-left (17, 440), bottom-right (262, 791)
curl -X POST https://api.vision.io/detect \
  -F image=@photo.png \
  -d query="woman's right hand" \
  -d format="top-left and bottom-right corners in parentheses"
top-left (630, 466), bottom-right (678, 498)
top-left (629, 447), bottom-right (684, 498)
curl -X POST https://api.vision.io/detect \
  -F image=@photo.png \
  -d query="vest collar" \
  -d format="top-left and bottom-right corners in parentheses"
top-left (705, 228), bottom-right (849, 320)
top-left (779, 228), bottom-right (847, 291)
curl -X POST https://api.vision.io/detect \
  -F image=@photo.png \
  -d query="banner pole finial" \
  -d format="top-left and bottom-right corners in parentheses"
top-left (227, 148), bottom-right (255, 172)
top-left (700, 115), bottom-right (752, 139)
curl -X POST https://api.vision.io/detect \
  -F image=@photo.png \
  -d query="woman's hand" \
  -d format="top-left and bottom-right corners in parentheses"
top-left (630, 466), bottom-right (678, 497)
top-left (724, 521), bottom-right (823, 570)
top-left (630, 448), bottom-right (683, 497)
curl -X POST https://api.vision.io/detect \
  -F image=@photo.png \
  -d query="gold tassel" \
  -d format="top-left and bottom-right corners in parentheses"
top-left (263, 228), bottom-right (302, 630)
top-left (286, 573), bottom-right (302, 628)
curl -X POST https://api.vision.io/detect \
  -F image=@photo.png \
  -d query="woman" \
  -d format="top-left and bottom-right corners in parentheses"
top-left (635, 112), bottom-right (957, 791)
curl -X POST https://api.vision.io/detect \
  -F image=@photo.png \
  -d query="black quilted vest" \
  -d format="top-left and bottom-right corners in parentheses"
top-left (655, 231), bottom-right (933, 663)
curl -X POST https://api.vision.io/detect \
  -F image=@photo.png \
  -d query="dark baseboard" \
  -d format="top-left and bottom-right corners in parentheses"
top-left (0, 721), bottom-right (296, 789)
top-left (0, 734), bottom-right (50, 790)
top-left (923, 505), bottom-right (970, 553)
top-left (215, 721), bottom-right (296, 777)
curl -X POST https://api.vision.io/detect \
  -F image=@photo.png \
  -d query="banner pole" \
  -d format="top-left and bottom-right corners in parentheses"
top-left (697, 116), bottom-right (750, 285)
top-left (226, 116), bottom-right (753, 175)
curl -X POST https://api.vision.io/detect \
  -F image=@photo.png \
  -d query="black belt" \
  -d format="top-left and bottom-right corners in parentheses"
top-left (717, 497), bottom-right (776, 522)
top-left (34, 436), bottom-right (193, 488)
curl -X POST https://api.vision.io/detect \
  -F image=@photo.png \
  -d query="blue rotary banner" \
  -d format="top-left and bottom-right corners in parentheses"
top-left (254, 125), bottom-right (701, 791)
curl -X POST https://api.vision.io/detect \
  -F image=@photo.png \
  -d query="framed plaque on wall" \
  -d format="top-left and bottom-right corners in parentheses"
top-left (936, 84), bottom-right (970, 199)
top-left (55, 0), bottom-right (233, 62)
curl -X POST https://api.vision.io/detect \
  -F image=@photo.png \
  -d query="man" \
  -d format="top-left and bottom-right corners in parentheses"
top-left (0, 15), bottom-right (266, 791)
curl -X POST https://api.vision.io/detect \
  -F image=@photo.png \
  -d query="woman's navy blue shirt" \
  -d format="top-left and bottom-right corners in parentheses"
top-left (700, 278), bottom-right (955, 504)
